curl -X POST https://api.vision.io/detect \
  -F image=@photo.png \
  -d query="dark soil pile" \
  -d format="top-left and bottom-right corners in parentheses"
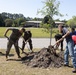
top-left (21, 47), bottom-right (64, 68)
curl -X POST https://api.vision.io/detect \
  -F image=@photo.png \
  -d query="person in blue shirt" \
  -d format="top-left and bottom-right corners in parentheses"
top-left (58, 25), bottom-right (76, 73)
top-left (54, 33), bottom-right (63, 51)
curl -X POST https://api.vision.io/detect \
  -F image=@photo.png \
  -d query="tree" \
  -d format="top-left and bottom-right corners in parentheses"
top-left (42, 15), bottom-right (55, 26)
top-left (38, 0), bottom-right (62, 45)
top-left (5, 19), bottom-right (13, 27)
top-left (66, 16), bottom-right (76, 27)
top-left (0, 14), bottom-right (5, 27)
top-left (14, 18), bottom-right (26, 27)
top-left (41, 15), bottom-right (56, 32)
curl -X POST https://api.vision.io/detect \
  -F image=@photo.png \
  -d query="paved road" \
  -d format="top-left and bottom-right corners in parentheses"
top-left (0, 38), bottom-right (66, 49)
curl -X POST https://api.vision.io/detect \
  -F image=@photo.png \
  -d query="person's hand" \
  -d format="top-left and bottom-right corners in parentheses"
top-left (31, 50), bottom-right (34, 53)
top-left (62, 36), bottom-right (65, 39)
top-left (5, 36), bottom-right (9, 40)
top-left (4, 34), bottom-right (6, 37)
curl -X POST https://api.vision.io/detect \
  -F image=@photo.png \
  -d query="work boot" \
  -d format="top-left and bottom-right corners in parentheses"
top-left (22, 51), bottom-right (25, 54)
top-left (18, 55), bottom-right (21, 58)
top-left (6, 55), bottom-right (8, 61)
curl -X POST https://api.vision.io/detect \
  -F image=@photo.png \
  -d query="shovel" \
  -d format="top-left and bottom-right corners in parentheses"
top-left (48, 37), bottom-right (64, 54)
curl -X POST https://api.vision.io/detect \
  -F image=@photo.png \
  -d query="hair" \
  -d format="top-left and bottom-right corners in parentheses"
top-left (21, 27), bottom-right (25, 32)
top-left (71, 27), bottom-right (75, 32)
top-left (58, 24), bottom-right (64, 28)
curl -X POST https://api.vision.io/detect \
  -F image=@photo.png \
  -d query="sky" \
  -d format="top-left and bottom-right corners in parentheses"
top-left (0, 0), bottom-right (76, 20)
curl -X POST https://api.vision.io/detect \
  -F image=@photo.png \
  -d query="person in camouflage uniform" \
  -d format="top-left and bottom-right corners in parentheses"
top-left (21, 30), bottom-right (33, 53)
top-left (54, 34), bottom-right (63, 51)
top-left (4, 27), bottom-right (25, 60)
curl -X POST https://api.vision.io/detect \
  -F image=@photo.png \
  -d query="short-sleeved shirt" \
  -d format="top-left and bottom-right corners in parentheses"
top-left (23, 31), bottom-right (32, 41)
top-left (62, 27), bottom-right (72, 42)
top-left (9, 28), bottom-right (22, 42)
top-left (62, 27), bottom-right (68, 35)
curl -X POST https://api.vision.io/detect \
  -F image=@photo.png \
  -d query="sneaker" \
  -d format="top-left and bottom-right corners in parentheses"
top-left (72, 68), bottom-right (76, 73)
top-left (18, 56), bottom-right (21, 58)
top-left (72, 70), bottom-right (76, 73)
top-left (64, 64), bottom-right (69, 67)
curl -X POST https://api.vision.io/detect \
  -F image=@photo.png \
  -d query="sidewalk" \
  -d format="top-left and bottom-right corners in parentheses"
top-left (0, 38), bottom-right (66, 49)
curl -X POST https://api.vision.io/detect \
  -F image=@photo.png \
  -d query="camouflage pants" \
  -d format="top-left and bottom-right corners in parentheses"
top-left (22, 39), bottom-right (33, 52)
top-left (6, 40), bottom-right (20, 58)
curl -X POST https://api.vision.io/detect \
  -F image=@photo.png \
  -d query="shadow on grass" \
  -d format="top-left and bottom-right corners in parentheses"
top-left (6, 58), bottom-right (21, 61)
top-left (21, 52), bottom-right (37, 61)
top-left (0, 52), bottom-right (14, 57)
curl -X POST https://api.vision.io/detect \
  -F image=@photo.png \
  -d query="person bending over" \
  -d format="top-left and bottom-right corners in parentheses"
top-left (21, 30), bottom-right (33, 53)
top-left (4, 27), bottom-right (25, 60)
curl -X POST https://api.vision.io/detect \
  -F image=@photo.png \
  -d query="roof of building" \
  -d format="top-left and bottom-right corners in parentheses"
top-left (55, 21), bottom-right (64, 24)
top-left (26, 21), bottom-right (64, 24)
top-left (26, 21), bottom-right (41, 23)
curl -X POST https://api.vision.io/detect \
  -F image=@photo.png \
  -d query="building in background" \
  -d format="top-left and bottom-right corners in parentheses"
top-left (25, 21), bottom-right (65, 27)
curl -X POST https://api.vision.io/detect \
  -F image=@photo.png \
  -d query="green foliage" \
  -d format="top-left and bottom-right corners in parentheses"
top-left (14, 18), bottom-right (26, 27)
top-left (66, 16), bottom-right (76, 27)
top-left (0, 12), bottom-right (27, 27)
top-left (1, 12), bottom-right (25, 19)
top-left (41, 23), bottom-right (51, 32)
top-left (37, 0), bottom-right (62, 44)
top-left (5, 19), bottom-right (13, 27)
top-left (0, 14), bottom-right (5, 27)
top-left (38, 0), bottom-right (62, 17)
top-left (41, 15), bottom-right (56, 30)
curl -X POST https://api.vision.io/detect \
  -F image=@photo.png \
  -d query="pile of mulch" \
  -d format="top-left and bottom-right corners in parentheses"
top-left (21, 47), bottom-right (64, 68)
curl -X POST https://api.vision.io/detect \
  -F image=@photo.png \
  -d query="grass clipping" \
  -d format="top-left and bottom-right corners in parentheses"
top-left (21, 47), bottom-right (64, 68)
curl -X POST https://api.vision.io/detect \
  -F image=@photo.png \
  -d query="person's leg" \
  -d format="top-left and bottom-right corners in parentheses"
top-left (64, 42), bottom-right (69, 65)
top-left (28, 39), bottom-right (33, 52)
top-left (74, 45), bottom-right (76, 67)
top-left (72, 45), bottom-right (76, 73)
top-left (54, 34), bottom-right (60, 49)
top-left (21, 41), bottom-right (25, 53)
top-left (61, 40), bottom-right (63, 51)
top-left (14, 41), bottom-right (21, 58)
top-left (6, 41), bottom-right (12, 59)
top-left (68, 40), bottom-right (76, 73)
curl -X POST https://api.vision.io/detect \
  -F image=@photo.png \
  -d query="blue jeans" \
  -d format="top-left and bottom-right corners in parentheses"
top-left (73, 45), bottom-right (76, 68)
top-left (64, 39), bottom-right (76, 68)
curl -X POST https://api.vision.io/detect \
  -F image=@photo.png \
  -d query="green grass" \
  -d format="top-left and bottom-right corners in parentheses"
top-left (0, 27), bottom-right (58, 38)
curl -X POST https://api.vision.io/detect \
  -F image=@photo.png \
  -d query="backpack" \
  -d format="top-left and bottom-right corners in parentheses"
top-left (72, 35), bottom-right (76, 44)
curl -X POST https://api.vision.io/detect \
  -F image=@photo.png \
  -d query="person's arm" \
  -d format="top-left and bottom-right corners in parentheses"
top-left (54, 31), bottom-right (70, 46)
top-left (4, 28), bottom-right (13, 38)
top-left (62, 31), bottom-right (70, 39)
top-left (4, 28), bottom-right (10, 38)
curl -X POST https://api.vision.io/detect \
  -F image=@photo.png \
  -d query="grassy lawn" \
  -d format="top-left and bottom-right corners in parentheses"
top-left (0, 27), bottom-right (58, 38)
top-left (0, 49), bottom-right (75, 75)
top-left (0, 27), bottom-right (75, 75)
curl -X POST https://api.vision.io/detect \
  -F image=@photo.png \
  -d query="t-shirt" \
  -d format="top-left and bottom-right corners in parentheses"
top-left (62, 27), bottom-right (72, 42)
top-left (62, 27), bottom-right (68, 35)
top-left (23, 31), bottom-right (32, 41)
top-left (9, 28), bottom-right (22, 42)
